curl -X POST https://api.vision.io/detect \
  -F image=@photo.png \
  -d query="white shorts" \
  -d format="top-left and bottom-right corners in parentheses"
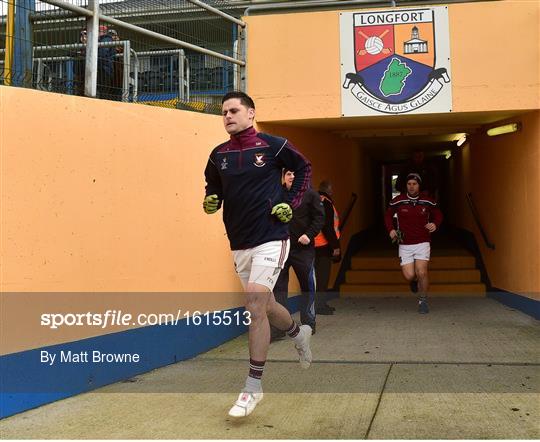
top-left (399, 242), bottom-right (430, 266)
top-left (233, 239), bottom-right (290, 291)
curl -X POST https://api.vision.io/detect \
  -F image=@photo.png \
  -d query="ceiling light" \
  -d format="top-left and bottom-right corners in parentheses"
top-left (487, 123), bottom-right (521, 137)
top-left (456, 134), bottom-right (467, 147)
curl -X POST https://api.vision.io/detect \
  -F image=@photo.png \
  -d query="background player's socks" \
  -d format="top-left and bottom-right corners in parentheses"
top-left (286, 321), bottom-right (300, 338)
top-left (245, 359), bottom-right (265, 392)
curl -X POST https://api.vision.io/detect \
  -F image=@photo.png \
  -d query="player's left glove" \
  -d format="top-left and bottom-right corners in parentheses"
top-left (271, 203), bottom-right (292, 223)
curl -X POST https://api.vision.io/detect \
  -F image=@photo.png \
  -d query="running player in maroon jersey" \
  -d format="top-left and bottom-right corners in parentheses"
top-left (385, 173), bottom-right (443, 313)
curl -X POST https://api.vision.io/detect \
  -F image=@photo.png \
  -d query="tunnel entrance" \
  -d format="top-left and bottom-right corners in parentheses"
top-left (262, 108), bottom-right (536, 299)
top-left (370, 142), bottom-right (452, 227)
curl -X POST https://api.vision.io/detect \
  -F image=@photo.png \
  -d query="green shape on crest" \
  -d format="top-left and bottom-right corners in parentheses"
top-left (380, 58), bottom-right (412, 96)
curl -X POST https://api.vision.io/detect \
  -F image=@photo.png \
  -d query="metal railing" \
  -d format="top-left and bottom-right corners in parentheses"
top-left (136, 49), bottom-right (189, 105)
top-left (27, 39), bottom-right (134, 100)
top-left (466, 192), bottom-right (495, 250)
top-left (14, 42), bottom-right (240, 112)
top-left (1, 0), bottom-right (246, 114)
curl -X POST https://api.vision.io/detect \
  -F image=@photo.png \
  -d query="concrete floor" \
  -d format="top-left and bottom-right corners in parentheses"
top-left (1, 298), bottom-right (539, 439)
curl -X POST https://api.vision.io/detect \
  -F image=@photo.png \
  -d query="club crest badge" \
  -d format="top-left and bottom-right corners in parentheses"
top-left (221, 157), bottom-right (228, 170)
top-left (340, 7), bottom-right (452, 115)
top-left (254, 153), bottom-right (266, 167)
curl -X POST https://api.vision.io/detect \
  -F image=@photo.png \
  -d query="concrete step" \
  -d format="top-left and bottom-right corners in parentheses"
top-left (351, 255), bottom-right (477, 270)
top-left (340, 283), bottom-right (486, 297)
top-left (346, 269), bottom-right (482, 284)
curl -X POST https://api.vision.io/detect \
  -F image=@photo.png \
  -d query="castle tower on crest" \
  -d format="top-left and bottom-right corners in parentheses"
top-left (404, 26), bottom-right (428, 54)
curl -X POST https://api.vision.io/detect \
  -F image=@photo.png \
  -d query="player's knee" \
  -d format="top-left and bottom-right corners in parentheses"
top-left (266, 298), bottom-right (277, 315)
top-left (402, 270), bottom-right (415, 281)
top-left (416, 268), bottom-right (428, 279)
top-left (245, 299), bottom-right (266, 323)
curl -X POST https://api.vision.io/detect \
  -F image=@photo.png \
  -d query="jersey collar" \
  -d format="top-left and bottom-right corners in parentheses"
top-left (230, 126), bottom-right (257, 149)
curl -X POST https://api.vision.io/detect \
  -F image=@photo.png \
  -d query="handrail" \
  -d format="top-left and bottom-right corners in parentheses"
top-left (466, 192), bottom-right (495, 250)
top-left (134, 49), bottom-right (189, 101)
top-left (38, 0), bottom-right (245, 66)
top-left (184, 0), bottom-right (246, 27)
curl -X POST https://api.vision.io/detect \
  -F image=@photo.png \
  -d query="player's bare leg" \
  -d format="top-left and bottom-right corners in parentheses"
top-left (401, 262), bottom-right (419, 294)
top-left (228, 282), bottom-right (269, 418)
top-left (266, 290), bottom-right (312, 369)
top-left (415, 259), bottom-right (430, 313)
top-left (415, 259), bottom-right (429, 293)
top-left (401, 262), bottom-right (416, 282)
top-left (266, 292), bottom-right (296, 330)
top-left (245, 283), bottom-right (272, 361)
top-left (229, 283), bottom-right (312, 417)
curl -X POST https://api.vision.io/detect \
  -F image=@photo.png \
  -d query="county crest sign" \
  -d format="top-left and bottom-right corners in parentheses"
top-left (340, 7), bottom-right (452, 116)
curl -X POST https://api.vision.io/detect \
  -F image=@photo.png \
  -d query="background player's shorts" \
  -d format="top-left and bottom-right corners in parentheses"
top-left (233, 239), bottom-right (290, 291)
top-left (398, 242), bottom-right (430, 266)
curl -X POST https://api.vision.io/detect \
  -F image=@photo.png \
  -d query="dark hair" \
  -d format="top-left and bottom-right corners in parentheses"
top-left (221, 91), bottom-right (255, 110)
top-left (319, 180), bottom-right (332, 193)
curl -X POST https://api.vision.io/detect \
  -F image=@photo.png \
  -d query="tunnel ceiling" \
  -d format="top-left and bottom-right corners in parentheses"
top-left (263, 109), bottom-right (529, 157)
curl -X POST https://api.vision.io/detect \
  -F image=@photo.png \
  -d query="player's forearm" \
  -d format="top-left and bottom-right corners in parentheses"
top-left (204, 160), bottom-right (223, 199)
top-left (384, 209), bottom-right (395, 232)
top-left (432, 208), bottom-right (443, 227)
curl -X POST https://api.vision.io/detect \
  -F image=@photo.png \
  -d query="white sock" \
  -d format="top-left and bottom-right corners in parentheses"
top-left (245, 376), bottom-right (262, 393)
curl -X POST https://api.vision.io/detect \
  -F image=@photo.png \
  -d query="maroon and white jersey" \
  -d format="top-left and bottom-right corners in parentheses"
top-left (384, 193), bottom-right (443, 245)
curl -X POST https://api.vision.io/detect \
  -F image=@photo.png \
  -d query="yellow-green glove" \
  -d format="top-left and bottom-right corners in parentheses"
top-left (271, 203), bottom-right (292, 223)
top-left (203, 194), bottom-right (220, 214)
top-left (391, 229), bottom-right (404, 244)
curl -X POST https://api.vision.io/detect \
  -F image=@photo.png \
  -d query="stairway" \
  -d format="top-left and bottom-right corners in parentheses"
top-left (340, 243), bottom-right (486, 298)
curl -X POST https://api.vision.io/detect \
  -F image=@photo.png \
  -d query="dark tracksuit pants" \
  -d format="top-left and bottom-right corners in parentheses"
top-left (273, 246), bottom-right (316, 329)
top-left (315, 245), bottom-right (332, 308)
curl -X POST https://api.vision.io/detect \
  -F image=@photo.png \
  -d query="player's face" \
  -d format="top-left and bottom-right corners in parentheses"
top-left (283, 171), bottom-right (294, 190)
top-left (222, 98), bottom-right (255, 135)
top-left (407, 180), bottom-right (420, 196)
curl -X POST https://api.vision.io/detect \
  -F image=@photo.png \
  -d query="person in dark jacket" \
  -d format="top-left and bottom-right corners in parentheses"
top-left (108, 29), bottom-right (124, 101)
top-left (74, 29), bottom-right (87, 97)
top-left (314, 180), bottom-right (341, 315)
top-left (272, 169), bottom-right (325, 339)
top-left (97, 25), bottom-right (115, 99)
top-left (203, 91), bottom-right (313, 418)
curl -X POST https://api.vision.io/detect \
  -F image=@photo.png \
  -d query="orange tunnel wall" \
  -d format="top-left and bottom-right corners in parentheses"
top-left (1, 86), bottom-right (248, 354)
top-left (1, 86), bottom-right (240, 294)
top-left (448, 111), bottom-right (540, 300)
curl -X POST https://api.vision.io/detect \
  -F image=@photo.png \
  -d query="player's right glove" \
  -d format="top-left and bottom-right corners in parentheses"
top-left (271, 203), bottom-right (292, 223)
top-left (203, 194), bottom-right (220, 214)
top-left (391, 229), bottom-right (404, 244)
